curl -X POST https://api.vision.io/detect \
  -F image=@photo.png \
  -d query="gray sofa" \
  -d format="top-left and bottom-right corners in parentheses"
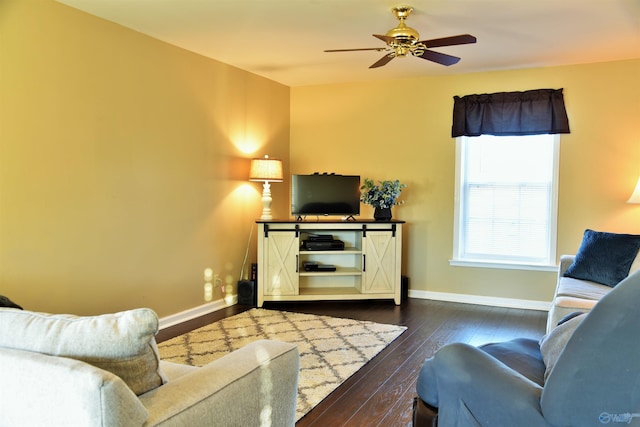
top-left (546, 254), bottom-right (639, 332)
top-left (413, 268), bottom-right (640, 426)
top-left (0, 308), bottom-right (299, 426)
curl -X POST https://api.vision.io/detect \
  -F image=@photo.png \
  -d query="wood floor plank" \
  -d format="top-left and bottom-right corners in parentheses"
top-left (156, 298), bottom-right (547, 426)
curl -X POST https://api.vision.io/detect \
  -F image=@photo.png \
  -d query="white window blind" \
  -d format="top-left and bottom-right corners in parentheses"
top-left (453, 134), bottom-right (559, 268)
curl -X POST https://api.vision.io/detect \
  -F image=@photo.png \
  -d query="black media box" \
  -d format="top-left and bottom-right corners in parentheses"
top-left (302, 240), bottom-right (345, 251)
top-left (238, 263), bottom-right (258, 306)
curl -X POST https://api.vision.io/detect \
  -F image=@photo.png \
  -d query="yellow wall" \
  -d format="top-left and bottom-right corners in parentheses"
top-left (2, 1), bottom-right (638, 315)
top-left (291, 59), bottom-right (640, 302)
top-left (0, 1), bottom-right (290, 316)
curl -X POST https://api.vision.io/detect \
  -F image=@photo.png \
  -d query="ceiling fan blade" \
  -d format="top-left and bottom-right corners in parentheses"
top-left (373, 34), bottom-right (395, 43)
top-left (420, 34), bottom-right (477, 48)
top-left (416, 49), bottom-right (461, 66)
top-left (325, 47), bottom-right (386, 52)
top-left (369, 53), bottom-right (395, 69)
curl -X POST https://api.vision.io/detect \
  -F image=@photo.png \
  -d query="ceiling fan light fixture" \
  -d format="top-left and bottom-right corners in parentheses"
top-left (324, 4), bottom-right (476, 68)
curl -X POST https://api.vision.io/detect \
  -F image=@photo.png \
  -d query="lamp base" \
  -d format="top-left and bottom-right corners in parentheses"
top-left (260, 181), bottom-right (273, 220)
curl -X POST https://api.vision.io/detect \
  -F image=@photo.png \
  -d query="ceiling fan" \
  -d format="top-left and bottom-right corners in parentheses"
top-left (325, 5), bottom-right (476, 68)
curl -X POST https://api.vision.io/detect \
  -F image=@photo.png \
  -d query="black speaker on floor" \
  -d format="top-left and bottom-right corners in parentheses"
top-left (237, 280), bottom-right (256, 306)
top-left (401, 275), bottom-right (409, 303)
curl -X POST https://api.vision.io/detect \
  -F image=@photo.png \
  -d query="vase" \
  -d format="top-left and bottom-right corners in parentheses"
top-left (373, 207), bottom-right (392, 221)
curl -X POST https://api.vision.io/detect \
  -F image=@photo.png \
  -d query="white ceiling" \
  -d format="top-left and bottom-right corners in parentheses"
top-left (57, 0), bottom-right (640, 87)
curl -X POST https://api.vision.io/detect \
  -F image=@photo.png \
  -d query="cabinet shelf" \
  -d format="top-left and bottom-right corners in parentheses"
top-left (299, 267), bottom-right (362, 276)
top-left (299, 249), bottom-right (361, 255)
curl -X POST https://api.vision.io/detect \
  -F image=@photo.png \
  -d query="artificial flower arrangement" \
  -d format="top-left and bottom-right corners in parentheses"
top-left (360, 178), bottom-right (406, 209)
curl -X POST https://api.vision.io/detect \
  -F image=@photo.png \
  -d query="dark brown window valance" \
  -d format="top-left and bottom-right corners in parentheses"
top-left (452, 88), bottom-right (570, 137)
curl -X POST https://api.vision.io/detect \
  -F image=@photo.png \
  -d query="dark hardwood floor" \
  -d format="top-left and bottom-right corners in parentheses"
top-left (156, 298), bottom-right (547, 427)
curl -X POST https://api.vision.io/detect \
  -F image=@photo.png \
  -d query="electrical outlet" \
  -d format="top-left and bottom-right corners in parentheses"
top-left (204, 268), bottom-right (213, 282)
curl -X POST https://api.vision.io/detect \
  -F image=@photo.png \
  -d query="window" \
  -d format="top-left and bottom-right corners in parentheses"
top-left (452, 134), bottom-right (559, 270)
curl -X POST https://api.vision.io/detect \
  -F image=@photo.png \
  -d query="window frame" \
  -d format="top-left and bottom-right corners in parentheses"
top-left (451, 134), bottom-right (560, 272)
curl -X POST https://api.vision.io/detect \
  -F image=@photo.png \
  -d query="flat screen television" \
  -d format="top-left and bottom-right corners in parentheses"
top-left (291, 174), bottom-right (360, 218)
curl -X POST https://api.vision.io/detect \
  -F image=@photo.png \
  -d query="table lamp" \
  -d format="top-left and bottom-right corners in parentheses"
top-left (249, 155), bottom-right (283, 220)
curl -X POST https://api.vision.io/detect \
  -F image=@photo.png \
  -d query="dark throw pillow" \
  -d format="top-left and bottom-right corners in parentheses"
top-left (0, 295), bottom-right (22, 310)
top-left (564, 229), bottom-right (640, 287)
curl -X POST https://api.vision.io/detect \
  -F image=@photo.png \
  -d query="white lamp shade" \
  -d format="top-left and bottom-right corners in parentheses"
top-left (249, 155), bottom-right (283, 182)
top-left (628, 177), bottom-right (640, 204)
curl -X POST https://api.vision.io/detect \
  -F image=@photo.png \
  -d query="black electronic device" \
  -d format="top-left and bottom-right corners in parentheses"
top-left (307, 234), bottom-right (334, 241)
top-left (302, 240), bottom-right (345, 251)
top-left (291, 174), bottom-right (360, 217)
top-left (237, 280), bottom-right (256, 306)
top-left (303, 262), bottom-right (337, 272)
top-left (303, 261), bottom-right (318, 271)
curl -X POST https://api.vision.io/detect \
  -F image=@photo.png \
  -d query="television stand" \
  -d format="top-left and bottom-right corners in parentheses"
top-left (256, 219), bottom-right (404, 307)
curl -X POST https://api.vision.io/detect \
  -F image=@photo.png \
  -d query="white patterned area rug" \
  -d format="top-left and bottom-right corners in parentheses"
top-left (158, 308), bottom-right (407, 421)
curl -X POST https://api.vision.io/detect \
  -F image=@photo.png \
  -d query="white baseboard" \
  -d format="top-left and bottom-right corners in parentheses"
top-left (409, 289), bottom-right (551, 312)
top-left (158, 295), bottom-right (238, 330)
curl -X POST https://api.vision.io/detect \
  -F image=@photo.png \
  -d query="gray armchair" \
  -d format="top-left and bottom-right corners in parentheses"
top-left (413, 271), bottom-right (640, 427)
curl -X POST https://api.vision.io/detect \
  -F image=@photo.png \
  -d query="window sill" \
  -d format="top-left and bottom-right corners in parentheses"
top-left (449, 259), bottom-right (558, 272)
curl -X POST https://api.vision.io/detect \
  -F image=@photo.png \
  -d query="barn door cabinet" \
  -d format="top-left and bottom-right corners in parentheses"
top-left (256, 220), bottom-right (404, 307)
